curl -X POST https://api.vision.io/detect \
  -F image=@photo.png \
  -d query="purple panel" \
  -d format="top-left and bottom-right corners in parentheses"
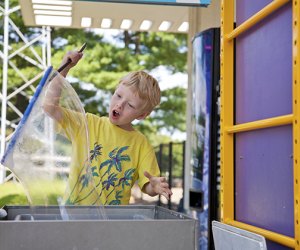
top-left (235, 2), bottom-right (292, 124)
top-left (235, 125), bottom-right (294, 237)
top-left (236, 0), bottom-right (273, 24)
top-left (235, 1), bottom-right (294, 249)
top-left (266, 241), bottom-right (293, 250)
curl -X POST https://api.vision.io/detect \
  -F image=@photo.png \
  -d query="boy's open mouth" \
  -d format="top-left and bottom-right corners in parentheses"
top-left (112, 110), bottom-right (120, 118)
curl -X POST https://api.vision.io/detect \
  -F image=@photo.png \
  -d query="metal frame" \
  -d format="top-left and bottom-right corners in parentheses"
top-left (220, 0), bottom-right (299, 249)
top-left (292, 0), bottom-right (300, 247)
top-left (1, 205), bottom-right (197, 250)
top-left (0, 0), bottom-right (51, 183)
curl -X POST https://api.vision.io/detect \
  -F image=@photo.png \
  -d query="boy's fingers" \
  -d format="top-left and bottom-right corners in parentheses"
top-left (161, 190), bottom-right (172, 200)
top-left (166, 189), bottom-right (173, 196)
top-left (144, 171), bottom-right (152, 179)
top-left (160, 176), bottom-right (167, 182)
top-left (160, 182), bottom-right (169, 188)
top-left (162, 193), bottom-right (169, 200)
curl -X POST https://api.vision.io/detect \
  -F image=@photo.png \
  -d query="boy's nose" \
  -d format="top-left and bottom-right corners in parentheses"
top-left (116, 102), bottom-right (124, 110)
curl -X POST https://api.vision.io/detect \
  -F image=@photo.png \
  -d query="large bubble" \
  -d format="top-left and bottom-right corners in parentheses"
top-left (1, 66), bottom-right (106, 219)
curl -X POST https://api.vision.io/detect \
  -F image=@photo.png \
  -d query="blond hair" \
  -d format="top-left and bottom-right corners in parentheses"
top-left (119, 71), bottom-right (161, 112)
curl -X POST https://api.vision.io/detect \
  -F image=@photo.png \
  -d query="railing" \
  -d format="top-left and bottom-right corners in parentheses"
top-left (155, 141), bottom-right (185, 211)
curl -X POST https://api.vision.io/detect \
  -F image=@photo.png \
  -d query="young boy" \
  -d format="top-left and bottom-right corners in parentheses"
top-left (43, 50), bottom-right (172, 205)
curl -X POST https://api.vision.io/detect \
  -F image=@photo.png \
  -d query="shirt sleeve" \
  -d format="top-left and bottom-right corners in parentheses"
top-left (138, 147), bottom-right (161, 192)
top-left (59, 108), bottom-right (87, 141)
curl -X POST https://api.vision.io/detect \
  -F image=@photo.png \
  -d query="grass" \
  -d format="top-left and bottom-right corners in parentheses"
top-left (0, 180), bottom-right (66, 208)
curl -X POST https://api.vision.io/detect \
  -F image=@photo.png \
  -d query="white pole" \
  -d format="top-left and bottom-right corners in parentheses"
top-left (46, 26), bottom-right (51, 66)
top-left (0, 0), bottom-right (9, 183)
top-left (42, 26), bottom-right (46, 66)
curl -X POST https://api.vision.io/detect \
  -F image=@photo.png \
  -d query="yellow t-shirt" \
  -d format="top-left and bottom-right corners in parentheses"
top-left (60, 110), bottom-right (160, 205)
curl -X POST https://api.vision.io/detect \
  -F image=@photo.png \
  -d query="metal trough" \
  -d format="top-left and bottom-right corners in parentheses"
top-left (0, 205), bottom-right (197, 250)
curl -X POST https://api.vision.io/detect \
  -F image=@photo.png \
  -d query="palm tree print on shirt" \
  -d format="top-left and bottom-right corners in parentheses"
top-left (67, 142), bottom-right (103, 204)
top-left (99, 146), bottom-right (130, 175)
top-left (78, 143), bottom-right (102, 193)
top-left (90, 142), bottom-right (103, 161)
top-left (97, 146), bottom-right (135, 205)
top-left (104, 168), bottom-right (136, 205)
top-left (69, 144), bottom-right (136, 205)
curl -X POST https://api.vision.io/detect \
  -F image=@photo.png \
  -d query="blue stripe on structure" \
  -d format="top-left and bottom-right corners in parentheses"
top-left (1, 66), bottom-right (53, 165)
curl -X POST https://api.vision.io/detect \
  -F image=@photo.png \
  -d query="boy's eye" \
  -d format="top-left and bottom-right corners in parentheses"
top-left (117, 94), bottom-right (121, 98)
top-left (128, 103), bottom-right (135, 109)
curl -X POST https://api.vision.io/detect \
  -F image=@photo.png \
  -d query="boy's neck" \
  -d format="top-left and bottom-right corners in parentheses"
top-left (113, 122), bottom-right (135, 132)
top-left (118, 125), bottom-right (135, 131)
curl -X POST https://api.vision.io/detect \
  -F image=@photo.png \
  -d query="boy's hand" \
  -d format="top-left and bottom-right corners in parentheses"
top-left (144, 171), bottom-right (173, 200)
top-left (59, 51), bottom-right (83, 77)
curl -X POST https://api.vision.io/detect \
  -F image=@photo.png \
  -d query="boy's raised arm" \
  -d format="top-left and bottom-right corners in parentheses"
top-left (42, 51), bottom-right (83, 122)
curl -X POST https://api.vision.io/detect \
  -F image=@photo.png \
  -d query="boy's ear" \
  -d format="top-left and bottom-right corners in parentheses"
top-left (136, 112), bottom-right (149, 120)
